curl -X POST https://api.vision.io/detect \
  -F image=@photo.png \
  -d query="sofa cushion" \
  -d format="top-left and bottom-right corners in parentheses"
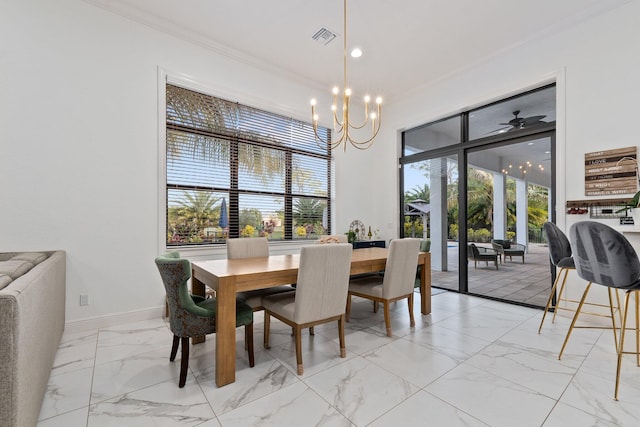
top-left (0, 274), bottom-right (12, 290)
top-left (0, 260), bottom-right (34, 279)
top-left (11, 252), bottom-right (48, 265)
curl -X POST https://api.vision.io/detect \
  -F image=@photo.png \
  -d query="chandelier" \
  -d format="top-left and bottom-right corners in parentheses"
top-left (310, 0), bottom-right (382, 151)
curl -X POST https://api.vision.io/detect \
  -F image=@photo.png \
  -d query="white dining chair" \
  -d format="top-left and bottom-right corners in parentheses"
top-left (262, 243), bottom-right (353, 375)
top-left (346, 238), bottom-right (421, 337)
top-left (227, 237), bottom-right (294, 310)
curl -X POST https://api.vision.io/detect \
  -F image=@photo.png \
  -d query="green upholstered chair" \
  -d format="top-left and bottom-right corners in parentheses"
top-left (155, 251), bottom-right (254, 388)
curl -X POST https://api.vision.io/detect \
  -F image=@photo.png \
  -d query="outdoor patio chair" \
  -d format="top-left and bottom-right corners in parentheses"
top-left (468, 243), bottom-right (499, 270)
top-left (491, 239), bottom-right (526, 263)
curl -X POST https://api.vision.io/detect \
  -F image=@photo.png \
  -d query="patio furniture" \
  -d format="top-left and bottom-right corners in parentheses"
top-left (468, 243), bottom-right (499, 270)
top-left (491, 239), bottom-right (526, 263)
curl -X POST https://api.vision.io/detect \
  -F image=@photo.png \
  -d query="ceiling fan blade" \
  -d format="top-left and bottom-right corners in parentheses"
top-left (521, 115), bottom-right (546, 124)
top-left (484, 126), bottom-right (512, 135)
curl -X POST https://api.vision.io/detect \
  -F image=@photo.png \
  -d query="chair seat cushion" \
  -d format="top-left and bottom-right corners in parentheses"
top-left (261, 290), bottom-right (297, 318)
top-left (237, 285), bottom-right (295, 309)
top-left (348, 276), bottom-right (384, 298)
top-left (197, 297), bottom-right (254, 326)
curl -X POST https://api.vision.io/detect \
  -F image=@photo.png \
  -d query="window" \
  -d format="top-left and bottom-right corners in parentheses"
top-left (165, 84), bottom-right (331, 245)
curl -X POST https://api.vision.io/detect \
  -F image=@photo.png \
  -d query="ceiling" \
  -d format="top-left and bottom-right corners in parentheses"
top-left (84, 0), bottom-right (630, 104)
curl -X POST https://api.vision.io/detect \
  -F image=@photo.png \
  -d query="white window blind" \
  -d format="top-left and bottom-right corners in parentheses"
top-left (166, 84), bottom-right (332, 245)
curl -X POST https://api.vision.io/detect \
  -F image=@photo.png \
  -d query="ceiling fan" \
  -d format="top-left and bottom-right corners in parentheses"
top-left (497, 110), bottom-right (547, 131)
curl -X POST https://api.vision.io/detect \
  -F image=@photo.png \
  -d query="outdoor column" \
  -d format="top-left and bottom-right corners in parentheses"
top-left (430, 158), bottom-right (448, 271)
top-left (516, 178), bottom-right (529, 248)
top-left (547, 187), bottom-right (553, 221)
top-left (493, 172), bottom-right (507, 239)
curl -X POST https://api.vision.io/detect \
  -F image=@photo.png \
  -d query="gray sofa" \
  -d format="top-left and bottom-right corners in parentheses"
top-left (0, 251), bottom-right (66, 427)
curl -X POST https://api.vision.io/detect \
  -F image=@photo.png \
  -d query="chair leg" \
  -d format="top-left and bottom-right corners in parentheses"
top-left (615, 291), bottom-right (632, 400)
top-left (558, 282), bottom-right (592, 360)
top-left (636, 291), bottom-right (639, 368)
top-left (345, 293), bottom-right (351, 321)
top-left (170, 335), bottom-right (180, 361)
top-left (408, 294), bottom-right (415, 327)
top-left (245, 322), bottom-right (255, 367)
top-left (179, 337), bottom-right (189, 388)
top-left (294, 326), bottom-right (304, 375)
top-left (373, 301), bottom-right (379, 313)
top-left (309, 326), bottom-right (315, 335)
top-left (263, 311), bottom-right (271, 349)
top-left (608, 288), bottom-right (620, 351)
top-left (384, 301), bottom-right (392, 337)
top-left (552, 268), bottom-right (571, 324)
top-left (539, 267), bottom-right (564, 334)
top-left (338, 315), bottom-right (346, 358)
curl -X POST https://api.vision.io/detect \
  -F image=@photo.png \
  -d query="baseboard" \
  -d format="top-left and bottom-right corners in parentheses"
top-left (64, 306), bottom-right (165, 334)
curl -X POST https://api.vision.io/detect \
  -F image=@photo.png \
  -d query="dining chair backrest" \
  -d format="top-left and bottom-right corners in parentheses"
top-left (569, 221), bottom-right (640, 289)
top-left (316, 234), bottom-right (349, 243)
top-left (155, 251), bottom-right (215, 337)
top-left (543, 222), bottom-right (572, 267)
top-left (382, 238), bottom-right (421, 299)
top-left (227, 237), bottom-right (269, 259)
top-left (293, 243), bottom-right (352, 324)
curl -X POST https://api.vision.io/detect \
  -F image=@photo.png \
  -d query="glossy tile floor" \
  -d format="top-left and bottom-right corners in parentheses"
top-left (38, 292), bottom-right (640, 426)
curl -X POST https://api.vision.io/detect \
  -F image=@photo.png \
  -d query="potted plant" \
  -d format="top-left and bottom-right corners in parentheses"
top-left (617, 191), bottom-right (640, 223)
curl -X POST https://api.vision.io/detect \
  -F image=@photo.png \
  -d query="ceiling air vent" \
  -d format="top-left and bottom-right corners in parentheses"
top-left (312, 27), bottom-right (337, 45)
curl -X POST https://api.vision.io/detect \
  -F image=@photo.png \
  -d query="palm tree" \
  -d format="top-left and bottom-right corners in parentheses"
top-left (404, 184), bottom-right (430, 203)
top-left (176, 191), bottom-right (220, 233)
top-left (293, 199), bottom-right (324, 226)
top-left (167, 86), bottom-right (286, 180)
top-left (467, 168), bottom-right (494, 230)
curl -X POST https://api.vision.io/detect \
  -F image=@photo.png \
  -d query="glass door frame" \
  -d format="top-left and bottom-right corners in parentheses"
top-left (401, 125), bottom-right (556, 304)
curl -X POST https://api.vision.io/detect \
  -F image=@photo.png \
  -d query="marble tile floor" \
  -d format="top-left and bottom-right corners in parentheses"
top-left (37, 291), bottom-right (640, 426)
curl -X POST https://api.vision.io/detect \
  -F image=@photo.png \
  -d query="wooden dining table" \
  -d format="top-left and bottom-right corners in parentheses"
top-left (191, 247), bottom-right (431, 387)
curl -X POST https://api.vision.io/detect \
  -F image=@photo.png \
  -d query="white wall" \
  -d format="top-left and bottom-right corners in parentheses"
top-left (2, 0), bottom-right (639, 327)
top-left (351, 0), bottom-right (640, 307)
top-left (363, 0), bottom-right (640, 240)
top-left (0, 0), bottom-right (333, 327)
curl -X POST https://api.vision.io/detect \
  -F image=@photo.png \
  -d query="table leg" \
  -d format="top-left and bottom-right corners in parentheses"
top-left (215, 276), bottom-right (237, 387)
top-left (420, 253), bottom-right (431, 315)
top-left (191, 275), bottom-right (206, 344)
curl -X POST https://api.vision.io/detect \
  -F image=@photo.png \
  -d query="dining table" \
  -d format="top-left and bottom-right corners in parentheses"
top-left (191, 246), bottom-right (431, 387)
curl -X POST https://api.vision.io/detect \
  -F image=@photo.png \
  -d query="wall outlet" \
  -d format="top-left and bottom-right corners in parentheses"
top-left (80, 294), bottom-right (89, 306)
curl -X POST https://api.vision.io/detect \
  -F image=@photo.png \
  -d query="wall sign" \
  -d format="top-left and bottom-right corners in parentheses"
top-left (585, 146), bottom-right (638, 196)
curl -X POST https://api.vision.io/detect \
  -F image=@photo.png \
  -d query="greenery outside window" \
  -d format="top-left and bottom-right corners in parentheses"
top-left (166, 84), bottom-right (331, 245)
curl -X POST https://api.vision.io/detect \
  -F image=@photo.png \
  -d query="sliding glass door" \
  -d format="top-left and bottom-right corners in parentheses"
top-left (466, 137), bottom-right (553, 306)
top-left (400, 84), bottom-right (557, 308)
top-left (403, 155), bottom-right (459, 291)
